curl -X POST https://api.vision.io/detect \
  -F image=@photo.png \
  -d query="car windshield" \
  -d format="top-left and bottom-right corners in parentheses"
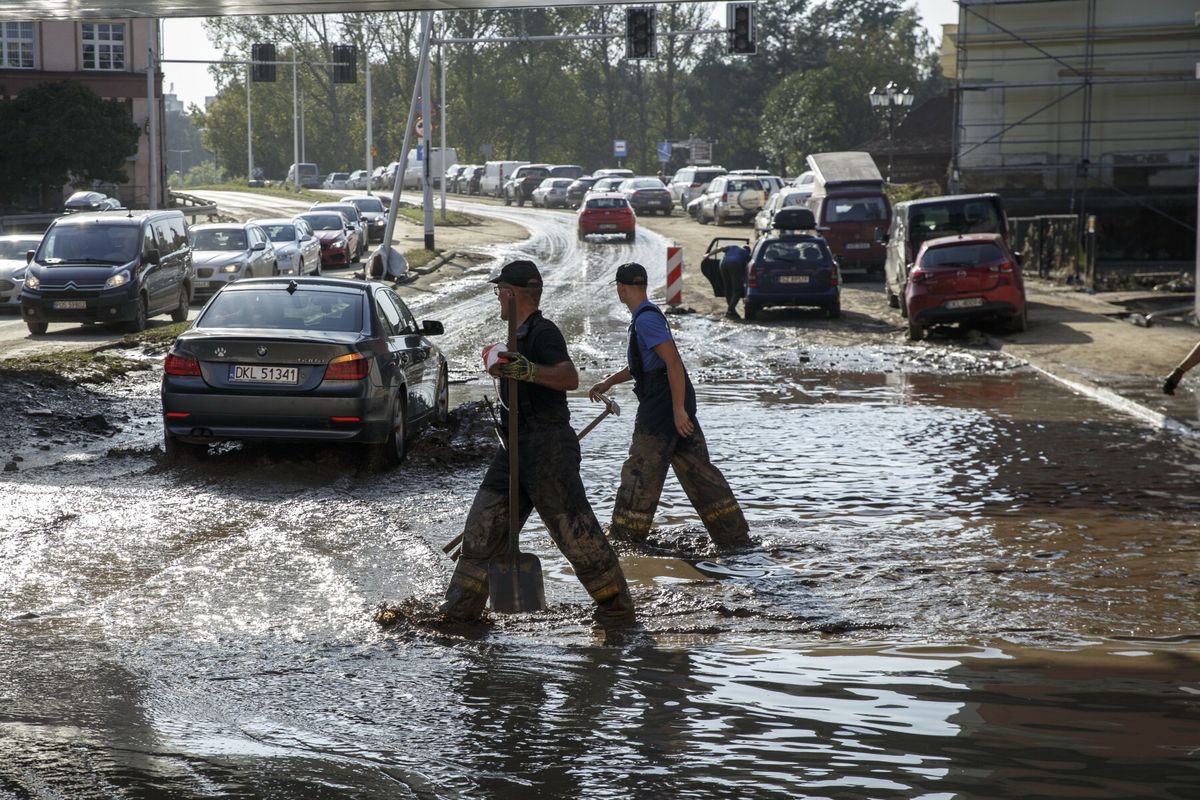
top-left (696, 171), bottom-right (725, 182)
top-left (0, 238), bottom-right (40, 258)
top-left (349, 198), bottom-right (384, 213)
top-left (39, 223), bottom-right (140, 263)
top-left (586, 197), bottom-right (628, 210)
top-left (921, 242), bottom-right (1006, 268)
top-left (909, 199), bottom-right (1004, 244)
top-left (826, 196), bottom-right (888, 222)
top-left (200, 289), bottom-right (363, 332)
top-left (193, 229), bottom-right (248, 251)
top-left (302, 214), bottom-right (345, 231)
top-left (261, 224), bottom-right (296, 243)
top-left (760, 240), bottom-right (830, 264)
top-left (595, 179), bottom-right (624, 191)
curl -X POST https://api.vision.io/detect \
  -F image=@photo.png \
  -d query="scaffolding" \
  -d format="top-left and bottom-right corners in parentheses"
top-left (948, 0), bottom-right (1199, 270)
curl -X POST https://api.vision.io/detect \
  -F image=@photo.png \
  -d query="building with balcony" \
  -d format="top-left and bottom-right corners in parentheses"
top-left (0, 18), bottom-right (163, 209)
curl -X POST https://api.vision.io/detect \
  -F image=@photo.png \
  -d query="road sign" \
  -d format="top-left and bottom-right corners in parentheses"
top-left (416, 144), bottom-right (423, 161)
top-left (657, 141), bottom-right (671, 163)
top-left (414, 114), bottom-right (424, 138)
top-left (614, 139), bottom-right (628, 158)
top-left (690, 140), bottom-right (712, 165)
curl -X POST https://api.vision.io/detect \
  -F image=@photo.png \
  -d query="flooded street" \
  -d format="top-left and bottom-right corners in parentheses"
top-left (3, 204), bottom-right (1200, 798)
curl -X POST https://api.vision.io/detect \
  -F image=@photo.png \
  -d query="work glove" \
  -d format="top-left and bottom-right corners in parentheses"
top-left (1163, 368), bottom-right (1184, 395)
top-left (495, 351), bottom-right (538, 383)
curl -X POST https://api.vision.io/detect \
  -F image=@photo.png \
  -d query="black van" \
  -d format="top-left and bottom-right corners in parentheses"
top-left (20, 209), bottom-right (193, 335)
top-left (880, 193), bottom-right (1008, 310)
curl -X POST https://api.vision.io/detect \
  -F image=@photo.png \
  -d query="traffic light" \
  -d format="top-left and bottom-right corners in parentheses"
top-left (250, 43), bottom-right (276, 82)
top-left (625, 7), bottom-right (657, 60)
top-left (332, 44), bottom-right (358, 84)
top-left (727, 3), bottom-right (757, 55)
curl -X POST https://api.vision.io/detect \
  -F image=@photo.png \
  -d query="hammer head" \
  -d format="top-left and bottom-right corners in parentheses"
top-left (601, 394), bottom-right (620, 417)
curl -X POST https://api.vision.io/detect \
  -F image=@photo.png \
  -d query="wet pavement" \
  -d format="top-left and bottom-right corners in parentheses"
top-left (2, 201), bottom-right (1199, 798)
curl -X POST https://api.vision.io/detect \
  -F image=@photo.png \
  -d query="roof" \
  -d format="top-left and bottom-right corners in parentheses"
top-left (806, 152), bottom-right (884, 186)
top-left (894, 192), bottom-right (1002, 211)
top-left (920, 232), bottom-right (1006, 249)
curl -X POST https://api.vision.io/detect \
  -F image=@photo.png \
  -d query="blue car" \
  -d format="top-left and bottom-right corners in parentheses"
top-left (743, 232), bottom-right (840, 320)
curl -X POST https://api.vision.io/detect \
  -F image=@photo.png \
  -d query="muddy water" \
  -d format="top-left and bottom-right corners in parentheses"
top-left (3, 208), bottom-right (1200, 797)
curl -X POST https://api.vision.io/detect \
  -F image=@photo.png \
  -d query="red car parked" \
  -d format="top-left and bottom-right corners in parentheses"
top-left (904, 233), bottom-right (1026, 340)
top-left (577, 193), bottom-right (637, 243)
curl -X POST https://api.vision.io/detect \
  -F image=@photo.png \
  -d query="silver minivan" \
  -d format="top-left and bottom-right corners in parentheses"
top-left (668, 166), bottom-right (727, 210)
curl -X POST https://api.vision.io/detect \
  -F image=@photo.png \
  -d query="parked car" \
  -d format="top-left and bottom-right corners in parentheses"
top-left (0, 233), bottom-right (43, 309)
top-left (296, 211), bottom-right (360, 269)
top-left (549, 164), bottom-right (585, 180)
top-left (503, 164), bottom-right (552, 206)
top-left (668, 166), bottom-right (727, 210)
top-left (578, 193), bottom-right (636, 243)
top-left (20, 209), bottom-right (193, 335)
top-left (566, 176), bottom-right (600, 208)
top-left (403, 147), bottom-right (458, 189)
top-left (286, 162), bottom-right (322, 188)
top-left (904, 233), bottom-right (1026, 340)
top-left (481, 160), bottom-right (528, 197)
top-left (881, 193), bottom-right (1008, 311)
top-left (744, 225), bottom-right (841, 320)
top-left (63, 191), bottom-right (121, 213)
top-left (693, 175), bottom-right (766, 225)
top-left (322, 172), bottom-right (351, 190)
top-left (460, 165), bottom-right (484, 195)
top-left (190, 222), bottom-right (278, 302)
top-left (252, 217), bottom-right (322, 277)
top-left (753, 188), bottom-right (815, 241)
top-left (584, 176), bottom-right (627, 202)
top-left (381, 161), bottom-right (402, 190)
top-left (444, 164), bottom-right (468, 192)
top-left (310, 202), bottom-right (367, 260)
top-left (346, 169), bottom-right (370, 190)
top-left (791, 170), bottom-right (816, 190)
top-left (804, 152), bottom-right (890, 278)
top-left (531, 178), bottom-right (574, 208)
top-left (370, 165), bottom-right (389, 190)
top-left (340, 195), bottom-right (388, 244)
top-left (160, 277), bottom-right (449, 467)
top-left (591, 168), bottom-right (635, 181)
top-left (617, 177), bottom-right (673, 216)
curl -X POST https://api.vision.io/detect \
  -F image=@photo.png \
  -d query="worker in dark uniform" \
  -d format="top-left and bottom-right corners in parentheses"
top-left (589, 262), bottom-right (751, 549)
top-left (719, 244), bottom-right (751, 319)
top-left (441, 259), bottom-right (635, 625)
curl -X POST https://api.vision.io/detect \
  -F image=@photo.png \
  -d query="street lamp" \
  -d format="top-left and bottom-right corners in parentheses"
top-left (168, 148), bottom-right (191, 180)
top-left (868, 81), bottom-right (914, 183)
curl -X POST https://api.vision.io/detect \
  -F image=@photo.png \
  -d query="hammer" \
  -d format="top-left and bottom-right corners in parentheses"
top-left (442, 393), bottom-right (622, 560)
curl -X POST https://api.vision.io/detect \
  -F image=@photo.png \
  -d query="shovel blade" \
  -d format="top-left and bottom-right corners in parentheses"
top-left (488, 552), bottom-right (546, 613)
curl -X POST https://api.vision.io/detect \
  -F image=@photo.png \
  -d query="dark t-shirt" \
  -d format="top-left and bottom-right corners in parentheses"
top-left (500, 309), bottom-right (571, 428)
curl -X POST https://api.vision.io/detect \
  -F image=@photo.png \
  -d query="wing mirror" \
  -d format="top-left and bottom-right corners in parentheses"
top-left (251, 241), bottom-right (266, 251)
top-left (421, 320), bottom-right (444, 336)
top-left (26, 249), bottom-right (35, 264)
top-left (144, 248), bottom-right (160, 265)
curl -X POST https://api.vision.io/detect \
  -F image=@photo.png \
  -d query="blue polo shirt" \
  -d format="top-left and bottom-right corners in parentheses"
top-left (629, 300), bottom-right (671, 371)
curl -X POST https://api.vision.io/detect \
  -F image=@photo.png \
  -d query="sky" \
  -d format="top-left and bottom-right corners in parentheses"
top-left (160, 0), bottom-right (961, 109)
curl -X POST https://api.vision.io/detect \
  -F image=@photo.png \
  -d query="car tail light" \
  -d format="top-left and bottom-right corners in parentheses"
top-left (164, 353), bottom-right (201, 376)
top-left (910, 267), bottom-right (927, 283)
top-left (324, 353), bottom-right (370, 380)
top-left (747, 261), bottom-right (757, 289)
top-left (990, 261), bottom-right (1014, 273)
top-left (831, 262), bottom-right (840, 287)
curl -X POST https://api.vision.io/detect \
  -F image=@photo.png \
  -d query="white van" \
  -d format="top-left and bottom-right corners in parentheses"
top-left (285, 162), bottom-right (321, 188)
top-left (402, 147), bottom-right (459, 190)
top-left (481, 160), bottom-right (528, 198)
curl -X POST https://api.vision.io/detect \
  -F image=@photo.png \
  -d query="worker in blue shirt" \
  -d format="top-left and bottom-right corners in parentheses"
top-left (588, 262), bottom-right (750, 549)
top-left (719, 244), bottom-right (751, 319)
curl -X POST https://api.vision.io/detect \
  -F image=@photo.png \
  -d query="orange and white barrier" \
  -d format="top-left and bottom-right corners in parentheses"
top-left (666, 245), bottom-right (683, 306)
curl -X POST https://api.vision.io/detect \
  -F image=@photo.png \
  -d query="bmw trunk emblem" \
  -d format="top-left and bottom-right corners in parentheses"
top-left (257, 346), bottom-right (269, 357)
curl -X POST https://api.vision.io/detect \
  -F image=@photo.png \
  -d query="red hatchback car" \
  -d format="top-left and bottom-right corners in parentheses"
top-left (904, 233), bottom-right (1026, 340)
top-left (578, 193), bottom-right (636, 243)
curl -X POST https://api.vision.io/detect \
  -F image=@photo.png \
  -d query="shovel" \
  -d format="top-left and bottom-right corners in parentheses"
top-left (487, 295), bottom-right (546, 614)
top-left (443, 392), bottom-right (620, 561)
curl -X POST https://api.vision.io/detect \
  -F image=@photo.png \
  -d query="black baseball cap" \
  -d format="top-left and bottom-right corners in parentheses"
top-left (614, 262), bottom-right (648, 285)
top-left (489, 259), bottom-right (543, 287)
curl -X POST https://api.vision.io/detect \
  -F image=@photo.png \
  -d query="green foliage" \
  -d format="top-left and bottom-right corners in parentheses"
top-left (0, 80), bottom-right (139, 207)
top-left (169, 161), bottom-right (228, 188)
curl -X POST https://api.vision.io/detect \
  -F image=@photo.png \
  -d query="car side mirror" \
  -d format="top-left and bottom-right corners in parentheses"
top-left (1013, 253), bottom-right (1023, 266)
top-left (251, 241), bottom-right (266, 251)
top-left (874, 227), bottom-right (888, 244)
top-left (26, 249), bottom-right (34, 264)
top-left (421, 320), bottom-right (444, 336)
top-left (144, 248), bottom-right (160, 265)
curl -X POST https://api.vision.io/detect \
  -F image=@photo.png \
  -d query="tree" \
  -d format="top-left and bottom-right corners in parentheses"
top-left (0, 80), bottom-right (139, 208)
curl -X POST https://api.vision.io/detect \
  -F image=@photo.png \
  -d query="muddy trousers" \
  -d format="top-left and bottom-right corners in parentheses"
top-left (443, 422), bottom-right (634, 622)
top-left (610, 423), bottom-right (750, 548)
top-left (720, 260), bottom-right (745, 315)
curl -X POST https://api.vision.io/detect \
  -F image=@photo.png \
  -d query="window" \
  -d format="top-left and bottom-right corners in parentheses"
top-left (82, 23), bottom-right (126, 71)
top-left (375, 292), bottom-right (401, 336)
top-left (920, 242), bottom-right (1006, 269)
top-left (388, 292), bottom-right (419, 332)
top-left (1, 22), bottom-right (34, 69)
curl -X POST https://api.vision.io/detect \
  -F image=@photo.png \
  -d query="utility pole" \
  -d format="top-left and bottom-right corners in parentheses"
top-left (365, 45), bottom-right (373, 192)
top-left (246, 64), bottom-right (253, 182)
top-left (146, 32), bottom-right (160, 209)
top-left (421, 26), bottom-right (434, 251)
top-left (439, 34), bottom-right (447, 220)
top-left (293, 61), bottom-right (300, 192)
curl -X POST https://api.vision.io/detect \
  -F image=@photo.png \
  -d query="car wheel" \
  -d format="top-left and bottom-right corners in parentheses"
top-left (715, 213), bottom-right (724, 227)
top-left (899, 293), bottom-right (909, 319)
top-left (370, 393), bottom-right (408, 468)
top-left (1009, 303), bottom-right (1029, 333)
top-left (504, 193), bottom-right (512, 206)
top-left (744, 302), bottom-right (759, 321)
top-left (311, 256), bottom-right (321, 276)
top-left (698, 212), bottom-right (709, 225)
top-left (885, 284), bottom-right (900, 309)
top-left (907, 315), bottom-right (923, 341)
top-left (577, 228), bottom-right (585, 242)
top-left (625, 231), bottom-right (636, 243)
top-left (170, 286), bottom-right (189, 322)
top-left (163, 429), bottom-right (206, 462)
top-left (26, 321), bottom-right (48, 335)
top-left (435, 365), bottom-right (449, 424)
top-left (124, 295), bottom-right (148, 333)
top-left (827, 299), bottom-right (842, 319)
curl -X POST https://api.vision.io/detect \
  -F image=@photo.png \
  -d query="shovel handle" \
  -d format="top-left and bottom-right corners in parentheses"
top-left (506, 296), bottom-right (520, 561)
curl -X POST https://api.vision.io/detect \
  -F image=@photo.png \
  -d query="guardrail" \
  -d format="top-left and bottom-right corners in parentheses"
top-left (0, 212), bottom-right (57, 234)
top-left (169, 191), bottom-right (221, 220)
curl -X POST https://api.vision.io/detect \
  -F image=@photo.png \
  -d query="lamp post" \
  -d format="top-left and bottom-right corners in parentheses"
top-left (868, 81), bottom-right (914, 183)
top-left (168, 148), bottom-right (190, 180)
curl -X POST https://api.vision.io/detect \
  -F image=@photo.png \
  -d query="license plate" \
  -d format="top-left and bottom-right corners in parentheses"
top-left (946, 297), bottom-right (984, 310)
top-left (53, 300), bottom-right (86, 310)
top-left (779, 275), bottom-right (810, 284)
top-left (845, 242), bottom-right (871, 250)
top-left (194, 280), bottom-right (211, 289)
top-left (228, 364), bottom-right (300, 384)
top-left (599, 223), bottom-right (617, 230)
